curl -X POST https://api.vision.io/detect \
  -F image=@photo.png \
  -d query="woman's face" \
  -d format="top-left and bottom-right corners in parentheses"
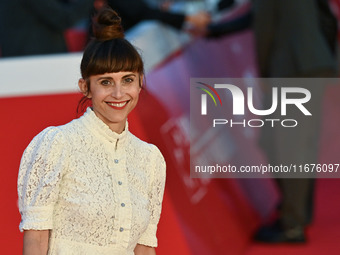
top-left (79, 71), bottom-right (142, 133)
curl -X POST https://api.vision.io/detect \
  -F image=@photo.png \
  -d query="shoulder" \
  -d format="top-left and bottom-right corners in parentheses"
top-left (35, 117), bottom-right (86, 142)
top-left (29, 126), bottom-right (65, 146)
top-left (22, 126), bottom-right (68, 158)
top-left (127, 132), bottom-right (166, 176)
top-left (128, 133), bottom-right (166, 186)
top-left (128, 132), bottom-right (164, 159)
top-left (25, 117), bottom-right (81, 153)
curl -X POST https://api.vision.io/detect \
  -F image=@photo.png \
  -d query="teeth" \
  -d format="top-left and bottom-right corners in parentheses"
top-left (108, 101), bottom-right (127, 107)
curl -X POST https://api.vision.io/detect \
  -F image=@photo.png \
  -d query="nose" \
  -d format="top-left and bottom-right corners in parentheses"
top-left (111, 85), bottom-right (124, 98)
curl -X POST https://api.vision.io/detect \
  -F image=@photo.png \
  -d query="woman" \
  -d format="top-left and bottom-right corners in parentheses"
top-left (17, 7), bottom-right (166, 255)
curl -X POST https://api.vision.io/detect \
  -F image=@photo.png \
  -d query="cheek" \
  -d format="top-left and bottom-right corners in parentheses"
top-left (127, 86), bottom-right (141, 100)
top-left (132, 90), bottom-right (141, 102)
top-left (90, 89), bottom-right (107, 102)
top-left (135, 87), bottom-right (142, 97)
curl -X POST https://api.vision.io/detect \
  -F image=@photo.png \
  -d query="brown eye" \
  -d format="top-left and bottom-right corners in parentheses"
top-left (100, 80), bottom-right (112, 86)
top-left (123, 77), bottom-right (134, 84)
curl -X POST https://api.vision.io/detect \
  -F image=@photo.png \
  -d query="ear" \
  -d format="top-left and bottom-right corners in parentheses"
top-left (139, 74), bottom-right (144, 92)
top-left (78, 78), bottom-right (91, 98)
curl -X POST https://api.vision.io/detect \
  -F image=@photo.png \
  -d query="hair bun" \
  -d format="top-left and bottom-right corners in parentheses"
top-left (92, 7), bottom-right (124, 41)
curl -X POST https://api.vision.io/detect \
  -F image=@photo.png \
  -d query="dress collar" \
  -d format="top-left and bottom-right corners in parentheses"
top-left (81, 107), bottom-right (128, 145)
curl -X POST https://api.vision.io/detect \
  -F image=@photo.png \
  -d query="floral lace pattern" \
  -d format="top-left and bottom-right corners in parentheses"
top-left (18, 108), bottom-right (166, 255)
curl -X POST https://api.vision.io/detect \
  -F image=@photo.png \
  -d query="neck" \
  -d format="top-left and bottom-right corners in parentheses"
top-left (109, 122), bottom-right (126, 134)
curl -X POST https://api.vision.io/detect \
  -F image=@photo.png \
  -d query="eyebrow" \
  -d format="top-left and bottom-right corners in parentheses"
top-left (96, 73), bottom-right (137, 81)
top-left (97, 77), bottom-right (113, 81)
top-left (122, 74), bottom-right (137, 79)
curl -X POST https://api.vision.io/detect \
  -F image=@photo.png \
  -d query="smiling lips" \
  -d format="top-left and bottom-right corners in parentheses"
top-left (106, 101), bottom-right (129, 110)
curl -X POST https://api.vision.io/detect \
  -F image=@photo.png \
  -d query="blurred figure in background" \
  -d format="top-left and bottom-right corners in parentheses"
top-left (217, 0), bottom-right (236, 11)
top-left (253, 0), bottom-right (338, 243)
top-left (208, 0), bottom-right (338, 243)
top-left (91, 0), bottom-right (211, 36)
top-left (0, 0), bottom-right (94, 57)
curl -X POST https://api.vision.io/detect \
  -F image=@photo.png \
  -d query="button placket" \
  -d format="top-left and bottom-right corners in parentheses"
top-left (113, 147), bottom-right (131, 245)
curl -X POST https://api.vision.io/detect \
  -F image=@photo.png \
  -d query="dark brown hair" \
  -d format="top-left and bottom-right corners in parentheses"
top-left (77, 7), bottom-right (144, 114)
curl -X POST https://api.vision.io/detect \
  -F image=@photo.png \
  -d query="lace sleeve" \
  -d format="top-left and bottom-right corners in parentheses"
top-left (17, 127), bottom-right (69, 232)
top-left (138, 146), bottom-right (166, 247)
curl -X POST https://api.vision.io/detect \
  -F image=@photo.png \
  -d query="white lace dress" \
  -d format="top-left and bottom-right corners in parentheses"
top-left (18, 108), bottom-right (166, 255)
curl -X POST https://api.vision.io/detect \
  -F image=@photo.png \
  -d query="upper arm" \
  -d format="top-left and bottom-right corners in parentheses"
top-left (23, 0), bottom-right (94, 30)
top-left (149, 147), bottom-right (166, 222)
top-left (107, 0), bottom-right (185, 29)
top-left (137, 146), bottom-right (166, 247)
top-left (18, 127), bottom-right (68, 232)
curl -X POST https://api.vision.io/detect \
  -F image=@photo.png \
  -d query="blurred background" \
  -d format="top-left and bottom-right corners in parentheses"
top-left (1, 0), bottom-right (340, 254)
